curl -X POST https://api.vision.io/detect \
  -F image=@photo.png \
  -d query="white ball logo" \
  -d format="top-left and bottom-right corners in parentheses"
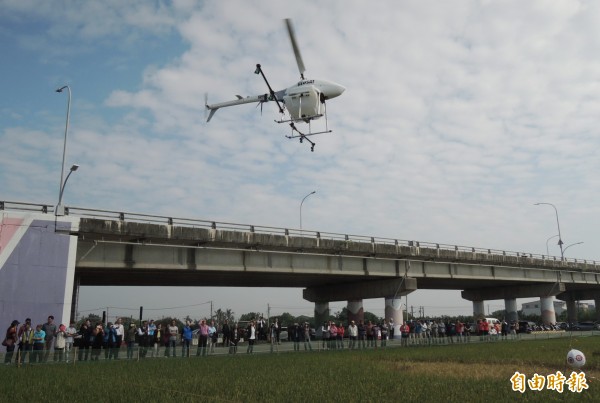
top-left (567, 349), bottom-right (586, 369)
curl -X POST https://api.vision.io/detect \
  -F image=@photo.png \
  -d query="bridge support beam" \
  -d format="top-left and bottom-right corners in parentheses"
top-left (303, 277), bottom-right (417, 303)
top-left (347, 300), bottom-right (364, 324)
top-left (462, 283), bottom-right (566, 302)
top-left (385, 297), bottom-right (403, 338)
top-left (504, 298), bottom-right (518, 323)
top-left (556, 290), bottom-right (600, 324)
top-left (472, 300), bottom-right (485, 319)
top-left (314, 302), bottom-right (330, 331)
top-left (566, 299), bottom-right (577, 324)
top-left (540, 296), bottom-right (557, 325)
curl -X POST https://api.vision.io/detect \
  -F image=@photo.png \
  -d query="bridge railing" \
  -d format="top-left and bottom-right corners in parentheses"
top-left (2, 200), bottom-right (598, 268)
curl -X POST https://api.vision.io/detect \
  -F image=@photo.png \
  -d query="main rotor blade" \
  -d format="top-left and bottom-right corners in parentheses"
top-left (284, 18), bottom-right (306, 79)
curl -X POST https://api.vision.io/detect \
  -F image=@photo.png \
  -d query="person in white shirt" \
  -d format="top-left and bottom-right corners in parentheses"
top-left (246, 321), bottom-right (256, 354)
top-left (65, 323), bottom-right (78, 362)
top-left (113, 318), bottom-right (125, 359)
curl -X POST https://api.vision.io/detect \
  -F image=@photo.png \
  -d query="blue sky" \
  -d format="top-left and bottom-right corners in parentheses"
top-left (2, 0), bottom-right (600, 321)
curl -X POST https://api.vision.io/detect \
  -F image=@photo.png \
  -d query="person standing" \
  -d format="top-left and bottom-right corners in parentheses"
top-left (104, 322), bottom-right (117, 360)
top-left (54, 324), bottom-right (67, 362)
top-left (371, 322), bottom-right (379, 349)
top-left (91, 323), bottom-right (104, 361)
top-left (196, 319), bottom-right (209, 357)
top-left (380, 321), bottom-right (388, 348)
top-left (137, 321), bottom-right (149, 358)
top-left (246, 320), bottom-right (256, 354)
top-left (336, 322), bottom-right (345, 349)
top-left (269, 322), bottom-right (279, 353)
top-left (221, 319), bottom-right (230, 350)
top-left (65, 322), bottom-right (77, 362)
top-left (321, 321), bottom-right (330, 350)
top-left (303, 323), bottom-right (313, 351)
top-left (208, 320), bottom-right (217, 354)
top-left (113, 318), bottom-right (124, 359)
top-left (292, 323), bottom-right (302, 351)
top-left (78, 320), bottom-right (92, 361)
top-left (400, 322), bottom-right (410, 347)
top-left (18, 321), bottom-right (34, 364)
top-left (147, 319), bottom-right (156, 357)
top-left (31, 324), bottom-right (46, 363)
top-left (357, 320), bottom-right (366, 349)
top-left (154, 323), bottom-right (163, 358)
top-left (167, 320), bottom-right (178, 357)
top-left (348, 320), bottom-right (358, 349)
top-left (455, 321), bottom-right (465, 343)
top-left (3, 320), bottom-right (19, 364)
top-left (366, 321), bottom-right (374, 348)
top-left (327, 322), bottom-right (336, 350)
top-left (182, 320), bottom-right (193, 357)
top-left (125, 323), bottom-right (137, 359)
top-left (41, 315), bottom-right (57, 362)
top-left (16, 318), bottom-right (32, 362)
top-left (229, 323), bottom-right (239, 354)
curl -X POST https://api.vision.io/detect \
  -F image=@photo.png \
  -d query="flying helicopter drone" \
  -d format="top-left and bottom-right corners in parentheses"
top-left (205, 18), bottom-right (345, 152)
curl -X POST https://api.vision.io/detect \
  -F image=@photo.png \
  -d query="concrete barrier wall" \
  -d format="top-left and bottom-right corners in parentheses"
top-left (0, 212), bottom-right (79, 330)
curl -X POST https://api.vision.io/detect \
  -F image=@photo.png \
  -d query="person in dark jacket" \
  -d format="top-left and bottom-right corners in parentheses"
top-left (3, 320), bottom-right (19, 364)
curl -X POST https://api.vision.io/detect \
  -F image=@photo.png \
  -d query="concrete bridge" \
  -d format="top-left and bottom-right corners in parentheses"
top-left (2, 201), bottom-right (600, 333)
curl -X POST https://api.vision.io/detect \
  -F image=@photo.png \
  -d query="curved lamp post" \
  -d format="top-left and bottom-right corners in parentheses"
top-left (299, 191), bottom-right (316, 230)
top-left (534, 202), bottom-right (564, 260)
top-left (57, 164), bottom-right (79, 215)
top-left (55, 85), bottom-right (76, 216)
top-left (563, 242), bottom-right (583, 256)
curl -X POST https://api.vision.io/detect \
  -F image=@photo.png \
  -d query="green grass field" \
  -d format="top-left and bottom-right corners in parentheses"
top-left (1, 336), bottom-right (598, 402)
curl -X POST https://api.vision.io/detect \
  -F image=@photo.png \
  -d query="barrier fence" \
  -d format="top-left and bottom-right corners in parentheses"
top-left (3, 330), bottom-right (599, 368)
top-left (2, 200), bottom-right (598, 270)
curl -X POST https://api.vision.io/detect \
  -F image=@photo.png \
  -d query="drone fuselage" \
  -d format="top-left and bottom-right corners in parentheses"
top-left (206, 78), bottom-right (344, 123)
top-left (285, 79), bottom-right (345, 101)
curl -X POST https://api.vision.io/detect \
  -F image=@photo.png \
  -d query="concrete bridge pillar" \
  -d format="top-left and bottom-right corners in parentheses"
top-left (566, 299), bottom-right (577, 324)
top-left (384, 297), bottom-right (403, 339)
top-left (472, 300), bottom-right (485, 319)
top-left (347, 299), bottom-right (364, 324)
top-left (540, 296), bottom-right (556, 325)
top-left (314, 302), bottom-right (330, 329)
top-left (596, 297), bottom-right (600, 322)
top-left (504, 298), bottom-right (518, 323)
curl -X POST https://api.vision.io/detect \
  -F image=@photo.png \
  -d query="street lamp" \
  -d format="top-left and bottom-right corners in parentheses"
top-left (299, 191), bottom-right (316, 230)
top-left (56, 164), bottom-right (79, 215)
top-left (534, 202), bottom-right (564, 260)
top-left (563, 242), bottom-right (584, 256)
top-left (545, 234), bottom-right (559, 257)
top-left (55, 85), bottom-right (75, 216)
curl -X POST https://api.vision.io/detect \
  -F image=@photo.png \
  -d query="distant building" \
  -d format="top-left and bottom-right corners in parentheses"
top-left (521, 300), bottom-right (566, 316)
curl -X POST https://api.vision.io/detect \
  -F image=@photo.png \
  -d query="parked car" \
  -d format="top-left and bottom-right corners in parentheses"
top-left (518, 321), bottom-right (535, 334)
top-left (555, 322), bottom-right (569, 330)
top-left (571, 322), bottom-right (600, 331)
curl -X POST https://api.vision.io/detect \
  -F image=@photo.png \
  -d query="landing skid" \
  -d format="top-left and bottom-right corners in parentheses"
top-left (286, 123), bottom-right (332, 152)
top-left (276, 114), bottom-right (323, 124)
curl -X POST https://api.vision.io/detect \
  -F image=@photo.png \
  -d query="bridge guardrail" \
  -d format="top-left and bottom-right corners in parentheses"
top-left (2, 200), bottom-right (598, 269)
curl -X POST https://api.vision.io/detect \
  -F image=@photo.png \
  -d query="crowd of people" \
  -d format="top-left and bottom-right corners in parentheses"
top-left (3, 315), bottom-right (517, 365)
